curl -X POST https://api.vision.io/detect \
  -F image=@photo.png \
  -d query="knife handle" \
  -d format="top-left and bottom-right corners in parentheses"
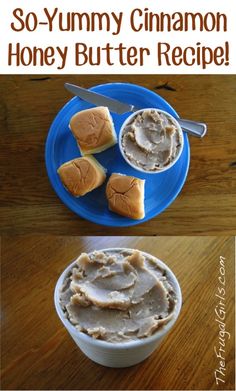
top-left (176, 118), bottom-right (207, 138)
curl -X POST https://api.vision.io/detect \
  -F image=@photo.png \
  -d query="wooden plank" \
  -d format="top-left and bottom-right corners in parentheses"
top-left (0, 75), bottom-right (235, 235)
top-left (1, 236), bottom-right (235, 390)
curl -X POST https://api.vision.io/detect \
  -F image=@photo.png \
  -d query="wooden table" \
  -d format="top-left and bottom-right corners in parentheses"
top-left (1, 236), bottom-right (235, 390)
top-left (0, 75), bottom-right (235, 235)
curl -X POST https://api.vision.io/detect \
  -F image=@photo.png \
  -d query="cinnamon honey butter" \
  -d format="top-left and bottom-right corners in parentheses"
top-left (121, 109), bottom-right (182, 171)
top-left (60, 249), bottom-right (177, 342)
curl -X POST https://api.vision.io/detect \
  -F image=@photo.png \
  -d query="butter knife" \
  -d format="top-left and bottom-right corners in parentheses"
top-left (65, 83), bottom-right (207, 138)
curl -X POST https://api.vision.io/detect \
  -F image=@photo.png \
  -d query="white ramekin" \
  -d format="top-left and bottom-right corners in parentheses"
top-left (54, 248), bottom-right (182, 368)
top-left (119, 109), bottom-right (184, 174)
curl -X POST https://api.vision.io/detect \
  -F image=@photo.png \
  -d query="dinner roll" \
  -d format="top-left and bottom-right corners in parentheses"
top-left (106, 173), bottom-right (145, 219)
top-left (57, 156), bottom-right (106, 197)
top-left (70, 106), bottom-right (117, 154)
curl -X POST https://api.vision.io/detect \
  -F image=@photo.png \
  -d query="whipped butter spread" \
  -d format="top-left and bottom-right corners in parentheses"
top-left (121, 110), bottom-right (182, 171)
top-left (60, 249), bottom-right (177, 342)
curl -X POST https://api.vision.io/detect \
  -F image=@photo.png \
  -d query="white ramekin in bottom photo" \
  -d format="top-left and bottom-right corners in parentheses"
top-left (54, 248), bottom-right (182, 368)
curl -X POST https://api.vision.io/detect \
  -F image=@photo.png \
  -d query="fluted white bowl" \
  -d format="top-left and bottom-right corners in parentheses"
top-left (54, 248), bottom-right (182, 367)
top-left (119, 108), bottom-right (184, 174)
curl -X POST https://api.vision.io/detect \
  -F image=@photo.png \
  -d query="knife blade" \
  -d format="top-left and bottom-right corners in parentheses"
top-left (64, 83), bottom-right (136, 114)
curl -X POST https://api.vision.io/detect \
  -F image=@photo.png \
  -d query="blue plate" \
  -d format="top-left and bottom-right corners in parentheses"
top-left (45, 83), bottom-right (190, 227)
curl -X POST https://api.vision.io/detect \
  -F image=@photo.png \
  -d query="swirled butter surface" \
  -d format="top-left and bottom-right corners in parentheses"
top-left (60, 249), bottom-right (177, 342)
top-left (121, 110), bottom-right (182, 171)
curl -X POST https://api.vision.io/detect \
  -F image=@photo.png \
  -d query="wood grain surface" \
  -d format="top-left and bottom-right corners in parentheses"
top-left (0, 75), bottom-right (236, 235)
top-left (1, 236), bottom-right (235, 390)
